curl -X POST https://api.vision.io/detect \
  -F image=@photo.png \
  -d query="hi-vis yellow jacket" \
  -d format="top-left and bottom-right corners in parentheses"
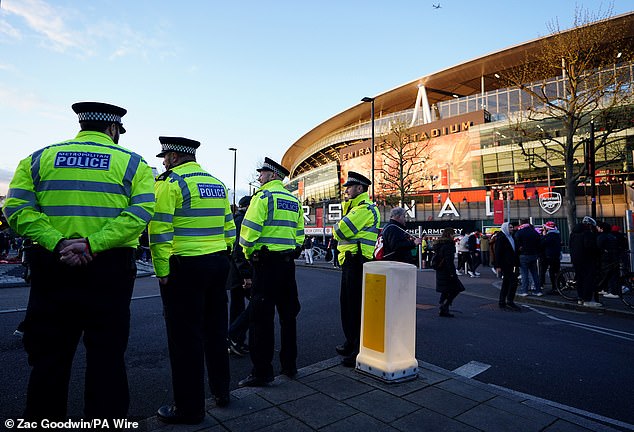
top-left (334, 192), bottom-right (380, 265)
top-left (239, 179), bottom-right (304, 259)
top-left (149, 162), bottom-right (235, 277)
top-left (2, 131), bottom-right (155, 253)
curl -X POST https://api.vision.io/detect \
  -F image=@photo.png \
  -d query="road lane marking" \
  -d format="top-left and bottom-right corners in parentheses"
top-left (452, 361), bottom-right (491, 378)
top-left (525, 305), bottom-right (634, 341)
top-left (0, 294), bottom-right (162, 314)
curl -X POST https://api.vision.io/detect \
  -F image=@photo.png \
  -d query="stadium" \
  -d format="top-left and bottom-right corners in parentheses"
top-left (281, 11), bottom-right (634, 240)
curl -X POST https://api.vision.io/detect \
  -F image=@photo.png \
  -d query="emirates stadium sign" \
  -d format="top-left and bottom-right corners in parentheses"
top-left (539, 192), bottom-right (562, 215)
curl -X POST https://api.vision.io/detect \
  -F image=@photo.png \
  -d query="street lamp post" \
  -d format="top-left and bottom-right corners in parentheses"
top-left (362, 97), bottom-right (375, 201)
top-left (228, 147), bottom-right (237, 210)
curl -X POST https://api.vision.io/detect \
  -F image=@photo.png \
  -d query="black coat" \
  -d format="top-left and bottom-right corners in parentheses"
top-left (569, 223), bottom-right (599, 267)
top-left (226, 209), bottom-right (252, 290)
top-left (382, 219), bottom-right (416, 263)
top-left (433, 238), bottom-right (461, 294)
top-left (540, 230), bottom-right (561, 259)
top-left (494, 233), bottom-right (519, 270)
top-left (514, 225), bottom-right (541, 256)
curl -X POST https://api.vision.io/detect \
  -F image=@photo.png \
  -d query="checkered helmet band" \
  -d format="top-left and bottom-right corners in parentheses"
top-left (262, 161), bottom-right (285, 177)
top-left (77, 112), bottom-right (122, 124)
top-left (161, 143), bottom-right (196, 155)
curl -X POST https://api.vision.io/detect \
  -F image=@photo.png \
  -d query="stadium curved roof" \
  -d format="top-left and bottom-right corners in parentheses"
top-left (282, 11), bottom-right (634, 177)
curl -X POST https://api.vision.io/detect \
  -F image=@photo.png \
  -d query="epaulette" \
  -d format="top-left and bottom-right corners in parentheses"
top-left (156, 170), bottom-right (172, 181)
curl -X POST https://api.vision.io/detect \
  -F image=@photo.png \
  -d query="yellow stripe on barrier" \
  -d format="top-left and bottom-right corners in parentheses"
top-left (362, 273), bottom-right (386, 353)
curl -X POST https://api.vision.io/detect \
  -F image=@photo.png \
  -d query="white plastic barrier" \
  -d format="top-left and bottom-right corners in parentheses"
top-left (356, 261), bottom-right (418, 383)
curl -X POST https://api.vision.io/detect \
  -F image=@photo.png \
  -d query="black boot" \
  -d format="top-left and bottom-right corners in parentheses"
top-left (439, 301), bottom-right (454, 317)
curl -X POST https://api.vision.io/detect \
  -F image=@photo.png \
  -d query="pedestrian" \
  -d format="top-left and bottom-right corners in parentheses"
top-left (596, 221), bottom-right (620, 299)
top-left (539, 221), bottom-right (561, 295)
top-left (226, 195), bottom-right (253, 357)
top-left (466, 230), bottom-right (482, 277)
top-left (480, 234), bottom-right (490, 267)
top-left (381, 207), bottom-right (422, 263)
top-left (327, 237), bottom-right (340, 268)
top-left (515, 218), bottom-right (543, 296)
top-left (494, 222), bottom-right (522, 311)
top-left (433, 228), bottom-right (465, 317)
top-left (569, 216), bottom-right (601, 307)
top-left (333, 171), bottom-right (380, 367)
top-left (456, 233), bottom-right (470, 275)
top-left (150, 136), bottom-right (235, 424)
top-left (2, 102), bottom-right (155, 421)
top-left (237, 157), bottom-right (304, 387)
top-left (303, 235), bottom-right (314, 264)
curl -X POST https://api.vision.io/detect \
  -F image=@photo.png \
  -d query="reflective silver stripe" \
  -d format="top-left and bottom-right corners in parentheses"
top-left (271, 190), bottom-right (298, 200)
top-left (226, 229), bottom-right (236, 237)
top-left (358, 238), bottom-right (377, 247)
top-left (337, 238), bottom-right (375, 247)
top-left (153, 212), bottom-right (173, 223)
top-left (243, 219), bottom-right (263, 232)
top-left (361, 226), bottom-right (379, 233)
top-left (131, 193), bottom-right (155, 204)
top-left (30, 149), bottom-right (44, 189)
top-left (123, 154), bottom-right (141, 196)
top-left (335, 227), bottom-right (346, 239)
top-left (342, 217), bottom-right (358, 235)
top-left (225, 213), bottom-right (234, 222)
top-left (151, 232), bottom-right (174, 243)
top-left (174, 227), bottom-right (224, 236)
top-left (126, 205), bottom-right (153, 223)
top-left (37, 180), bottom-right (125, 195)
top-left (269, 220), bottom-right (297, 228)
top-left (3, 202), bottom-right (36, 219)
top-left (172, 174), bottom-right (191, 209)
top-left (257, 237), bottom-right (297, 246)
top-left (7, 188), bottom-right (36, 202)
top-left (261, 190), bottom-right (275, 222)
top-left (40, 205), bottom-right (123, 217)
top-left (296, 229), bottom-right (304, 236)
top-left (174, 207), bottom-right (224, 217)
top-left (239, 237), bottom-right (255, 247)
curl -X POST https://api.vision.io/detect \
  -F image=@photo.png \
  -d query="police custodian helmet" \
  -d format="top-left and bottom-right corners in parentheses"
top-left (72, 101), bottom-right (127, 134)
top-left (156, 136), bottom-right (201, 158)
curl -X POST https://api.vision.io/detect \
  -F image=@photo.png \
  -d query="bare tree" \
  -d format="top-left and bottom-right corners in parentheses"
top-left (377, 121), bottom-right (431, 206)
top-left (500, 6), bottom-right (633, 231)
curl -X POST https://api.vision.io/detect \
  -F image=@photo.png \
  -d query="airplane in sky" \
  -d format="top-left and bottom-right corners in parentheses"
top-left (432, 3), bottom-right (441, 9)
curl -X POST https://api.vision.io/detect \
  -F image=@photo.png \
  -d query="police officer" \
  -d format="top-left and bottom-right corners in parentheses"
top-left (237, 157), bottom-right (304, 387)
top-left (227, 195), bottom-right (253, 356)
top-left (334, 171), bottom-right (380, 367)
top-left (149, 137), bottom-right (236, 424)
top-left (2, 102), bottom-right (155, 420)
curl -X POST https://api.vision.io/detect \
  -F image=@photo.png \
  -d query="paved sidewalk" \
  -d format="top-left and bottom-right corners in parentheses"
top-left (139, 356), bottom-right (631, 432)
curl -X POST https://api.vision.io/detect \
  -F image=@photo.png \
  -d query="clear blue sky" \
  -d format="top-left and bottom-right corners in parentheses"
top-left (1, 0), bottom-right (632, 199)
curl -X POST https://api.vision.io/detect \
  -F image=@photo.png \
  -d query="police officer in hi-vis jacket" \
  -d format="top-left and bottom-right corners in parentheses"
top-left (149, 137), bottom-right (236, 425)
top-left (237, 157), bottom-right (304, 388)
top-left (2, 102), bottom-right (155, 420)
top-left (333, 171), bottom-right (380, 367)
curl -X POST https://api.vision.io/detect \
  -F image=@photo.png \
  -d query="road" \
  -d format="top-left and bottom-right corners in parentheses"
top-left (1, 266), bottom-right (633, 425)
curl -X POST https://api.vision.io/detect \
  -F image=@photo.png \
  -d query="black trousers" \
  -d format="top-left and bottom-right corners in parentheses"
top-left (539, 257), bottom-right (561, 291)
top-left (249, 252), bottom-right (300, 378)
top-left (23, 247), bottom-right (136, 421)
top-left (499, 266), bottom-right (519, 305)
top-left (160, 253), bottom-right (230, 416)
top-left (340, 254), bottom-right (368, 354)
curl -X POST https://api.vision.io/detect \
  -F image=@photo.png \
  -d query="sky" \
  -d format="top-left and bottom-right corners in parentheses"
top-left (1, 0), bottom-right (632, 201)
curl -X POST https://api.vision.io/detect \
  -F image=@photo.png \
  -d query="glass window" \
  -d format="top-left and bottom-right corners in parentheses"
top-left (497, 91), bottom-right (508, 115)
top-left (487, 94), bottom-right (498, 114)
top-left (508, 89), bottom-right (519, 112)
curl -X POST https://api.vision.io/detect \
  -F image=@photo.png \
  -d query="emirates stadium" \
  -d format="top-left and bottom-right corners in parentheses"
top-left (281, 11), bottom-right (634, 241)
